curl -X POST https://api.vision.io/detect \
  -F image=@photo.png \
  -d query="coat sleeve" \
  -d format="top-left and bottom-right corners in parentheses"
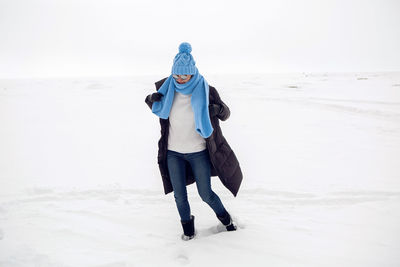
top-left (145, 94), bottom-right (153, 110)
top-left (211, 87), bottom-right (231, 121)
top-left (146, 77), bottom-right (168, 110)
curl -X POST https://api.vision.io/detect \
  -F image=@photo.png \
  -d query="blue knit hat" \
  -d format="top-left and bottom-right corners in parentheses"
top-left (171, 42), bottom-right (197, 75)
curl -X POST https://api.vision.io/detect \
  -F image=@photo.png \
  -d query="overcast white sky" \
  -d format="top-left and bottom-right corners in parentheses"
top-left (0, 0), bottom-right (399, 78)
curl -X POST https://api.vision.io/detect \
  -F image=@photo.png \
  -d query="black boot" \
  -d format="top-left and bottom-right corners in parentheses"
top-left (181, 215), bottom-right (196, 241)
top-left (217, 210), bottom-right (237, 231)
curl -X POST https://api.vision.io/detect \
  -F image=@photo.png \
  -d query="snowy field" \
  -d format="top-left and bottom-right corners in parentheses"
top-left (0, 72), bottom-right (400, 266)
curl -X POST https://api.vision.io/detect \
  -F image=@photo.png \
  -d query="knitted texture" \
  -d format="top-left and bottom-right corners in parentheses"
top-left (172, 42), bottom-right (197, 75)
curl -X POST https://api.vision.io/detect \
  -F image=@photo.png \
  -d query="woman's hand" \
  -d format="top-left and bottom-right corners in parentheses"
top-left (150, 92), bottom-right (163, 102)
top-left (209, 104), bottom-right (221, 117)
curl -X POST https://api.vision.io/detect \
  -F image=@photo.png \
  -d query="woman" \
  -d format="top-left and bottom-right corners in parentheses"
top-left (145, 42), bottom-right (243, 241)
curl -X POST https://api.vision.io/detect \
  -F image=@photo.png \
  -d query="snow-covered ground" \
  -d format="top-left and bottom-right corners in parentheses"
top-left (0, 72), bottom-right (399, 266)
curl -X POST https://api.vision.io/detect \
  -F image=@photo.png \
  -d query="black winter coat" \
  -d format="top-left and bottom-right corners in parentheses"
top-left (145, 78), bottom-right (243, 196)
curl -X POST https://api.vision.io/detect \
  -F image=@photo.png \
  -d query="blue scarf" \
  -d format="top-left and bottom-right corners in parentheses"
top-left (152, 69), bottom-right (214, 138)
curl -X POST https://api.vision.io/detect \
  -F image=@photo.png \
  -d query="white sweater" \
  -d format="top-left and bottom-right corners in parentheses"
top-left (167, 91), bottom-right (206, 153)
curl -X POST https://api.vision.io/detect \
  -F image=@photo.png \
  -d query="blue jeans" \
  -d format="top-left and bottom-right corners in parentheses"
top-left (167, 149), bottom-right (227, 222)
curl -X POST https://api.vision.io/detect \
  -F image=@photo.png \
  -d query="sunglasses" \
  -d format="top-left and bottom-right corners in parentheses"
top-left (172, 74), bottom-right (190, 80)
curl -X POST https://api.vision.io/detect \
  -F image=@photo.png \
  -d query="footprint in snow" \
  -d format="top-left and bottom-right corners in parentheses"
top-left (175, 253), bottom-right (189, 265)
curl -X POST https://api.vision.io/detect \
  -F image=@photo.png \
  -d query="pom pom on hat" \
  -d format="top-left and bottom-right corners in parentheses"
top-left (179, 42), bottom-right (192, 54)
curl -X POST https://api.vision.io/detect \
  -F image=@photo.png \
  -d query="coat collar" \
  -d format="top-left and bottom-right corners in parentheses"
top-left (155, 77), bottom-right (168, 91)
